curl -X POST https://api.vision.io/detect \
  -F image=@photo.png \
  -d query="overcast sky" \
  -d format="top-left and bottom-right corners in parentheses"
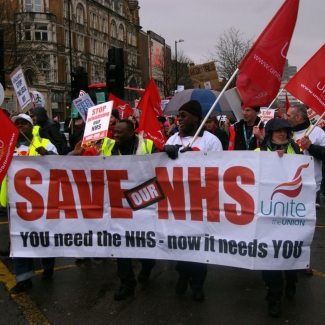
top-left (139, 0), bottom-right (324, 71)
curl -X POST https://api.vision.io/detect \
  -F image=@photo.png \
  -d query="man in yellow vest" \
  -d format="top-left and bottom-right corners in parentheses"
top-left (2, 114), bottom-right (58, 294)
top-left (72, 119), bottom-right (157, 300)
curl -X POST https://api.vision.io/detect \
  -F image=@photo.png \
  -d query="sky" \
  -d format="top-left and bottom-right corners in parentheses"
top-left (138, 0), bottom-right (324, 71)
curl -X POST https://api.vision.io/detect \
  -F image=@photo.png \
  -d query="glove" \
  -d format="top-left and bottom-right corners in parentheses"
top-left (180, 146), bottom-right (194, 153)
top-left (163, 145), bottom-right (182, 159)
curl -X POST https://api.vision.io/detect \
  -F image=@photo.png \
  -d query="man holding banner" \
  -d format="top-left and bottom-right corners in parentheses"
top-left (286, 105), bottom-right (325, 214)
top-left (3, 114), bottom-right (58, 294)
top-left (163, 100), bottom-right (222, 302)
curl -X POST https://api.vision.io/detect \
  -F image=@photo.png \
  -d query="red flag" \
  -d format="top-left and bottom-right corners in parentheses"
top-left (285, 93), bottom-right (291, 113)
top-left (108, 93), bottom-right (135, 119)
top-left (277, 108), bottom-right (283, 118)
top-left (236, 0), bottom-right (299, 107)
top-left (137, 78), bottom-right (164, 117)
top-left (0, 110), bottom-right (19, 183)
top-left (284, 44), bottom-right (325, 116)
top-left (137, 79), bottom-right (166, 150)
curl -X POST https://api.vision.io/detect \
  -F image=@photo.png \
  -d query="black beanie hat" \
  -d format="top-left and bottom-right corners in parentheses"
top-left (179, 100), bottom-right (202, 118)
top-left (111, 108), bottom-right (120, 120)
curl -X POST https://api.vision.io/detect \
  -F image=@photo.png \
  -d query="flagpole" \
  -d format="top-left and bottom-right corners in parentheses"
top-left (306, 112), bottom-right (325, 136)
top-left (189, 68), bottom-right (239, 147)
top-left (257, 88), bottom-right (284, 127)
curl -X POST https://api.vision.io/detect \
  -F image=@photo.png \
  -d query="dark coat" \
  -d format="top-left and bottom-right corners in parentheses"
top-left (30, 107), bottom-right (67, 155)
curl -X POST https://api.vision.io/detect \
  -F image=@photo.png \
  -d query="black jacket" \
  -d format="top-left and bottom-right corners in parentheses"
top-left (30, 107), bottom-right (66, 155)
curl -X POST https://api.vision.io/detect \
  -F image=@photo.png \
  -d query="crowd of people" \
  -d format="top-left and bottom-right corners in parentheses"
top-left (1, 100), bottom-right (324, 318)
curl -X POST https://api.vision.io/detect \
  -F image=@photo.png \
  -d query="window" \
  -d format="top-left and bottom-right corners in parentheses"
top-left (35, 23), bottom-right (48, 41)
top-left (102, 19), bottom-right (107, 33)
top-left (110, 20), bottom-right (117, 38)
top-left (118, 24), bottom-right (124, 41)
top-left (25, 24), bottom-right (32, 40)
top-left (25, 69), bottom-right (35, 86)
top-left (92, 40), bottom-right (97, 55)
top-left (77, 35), bottom-right (83, 51)
top-left (37, 61), bottom-right (50, 83)
top-left (65, 30), bottom-right (69, 47)
top-left (25, 0), bottom-right (42, 12)
top-left (92, 13), bottom-right (97, 29)
top-left (76, 5), bottom-right (84, 24)
top-left (131, 31), bottom-right (136, 46)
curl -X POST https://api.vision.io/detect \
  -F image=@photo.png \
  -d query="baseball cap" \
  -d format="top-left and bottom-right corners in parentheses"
top-left (11, 114), bottom-right (34, 126)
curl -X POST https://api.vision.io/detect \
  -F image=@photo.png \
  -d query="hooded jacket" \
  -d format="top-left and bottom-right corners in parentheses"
top-left (30, 107), bottom-right (66, 155)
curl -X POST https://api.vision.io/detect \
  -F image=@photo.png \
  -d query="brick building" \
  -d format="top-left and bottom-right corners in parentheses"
top-left (1, 0), bottom-right (150, 120)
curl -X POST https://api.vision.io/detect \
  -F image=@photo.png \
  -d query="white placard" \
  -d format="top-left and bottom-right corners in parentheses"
top-left (73, 94), bottom-right (95, 122)
top-left (82, 101), bottom-right (113, 145)
top-left (30, 91), bottom-right (45, 108)
top-left (10, 65), bottom-right (33, 112)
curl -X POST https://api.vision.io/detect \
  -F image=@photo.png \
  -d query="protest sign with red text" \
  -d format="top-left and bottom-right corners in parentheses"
top-left (8, 151), bottom-right (315, 270)
top-left (82, 101), bottom-right (113, 145)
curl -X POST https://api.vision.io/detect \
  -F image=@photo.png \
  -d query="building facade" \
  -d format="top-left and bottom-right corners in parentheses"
top-left (1, 0), bottom-right (148, 119)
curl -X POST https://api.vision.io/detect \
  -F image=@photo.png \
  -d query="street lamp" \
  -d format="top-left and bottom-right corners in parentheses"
top-left (175, 39), bottom-right (184, 91)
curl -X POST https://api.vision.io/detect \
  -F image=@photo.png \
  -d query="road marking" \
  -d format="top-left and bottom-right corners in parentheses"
top-left (0, 221), bottom-right (8, 225)
top-left (0, 260), bottom-right (50, 325)
top-left (312, 269), bottom-right (325, 279)
top-left (316, 225), bottom-right (325, 229)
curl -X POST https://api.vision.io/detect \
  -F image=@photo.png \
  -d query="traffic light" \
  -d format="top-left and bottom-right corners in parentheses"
top-left (0, 28), bottom-right (5, 90)
top-left (71, 66), bottom-right (88, 99)
top-left (106, 47), bottom-right (124, 99)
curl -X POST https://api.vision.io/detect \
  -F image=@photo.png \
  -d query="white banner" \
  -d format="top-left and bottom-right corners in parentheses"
top-left (8, 151), bottom-right (316, 270)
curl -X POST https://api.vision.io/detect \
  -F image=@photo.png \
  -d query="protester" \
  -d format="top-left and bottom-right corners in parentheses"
top-left (127, 114), bottom-right (139, 130)
top-left (163, 121), bottom-right (170, 138)
top-left (2, 114), bottom-right (58, 294)
top-left (107, 108), bottom-right (120, 138)
top-left (222, 115), bottom-right (237, 135)
top-left (286, 104), bottom-right (325, 275)
top-left (69, 113), bottom-right (85, 151)
top-left (286, 105), bottom-right (325, 212)
top-left (167, 116), bottom-right (175, 135)
top-left (72, 119), bottom-right (157, 300)
top-left (255, 118), bottom-right (302, 317)
top-left (29, 107), bottom-right (67, 155)
top-left (228, 106), bottom-right (264, 150)
top-left (205, 115), bottom-right (229, 150)
top-left (163, 100), bottom-right (222, 302)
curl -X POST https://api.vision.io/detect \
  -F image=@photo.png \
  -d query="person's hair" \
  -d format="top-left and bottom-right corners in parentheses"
top-left (290, 105), bottom-right (308, 120)
top-left (157, 116), bottom-right (166, 124)
top-left (118, 118), bottom-right (135, 131)
top-left (227, 115), bottom-right (237, 124)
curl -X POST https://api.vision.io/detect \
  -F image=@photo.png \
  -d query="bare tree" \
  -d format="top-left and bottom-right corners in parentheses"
top-left (209, 27), bottom-right (253, 87)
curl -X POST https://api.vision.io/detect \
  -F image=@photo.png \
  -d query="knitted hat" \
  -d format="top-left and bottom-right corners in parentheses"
top-left (111, 108), bottom-right (120, 120)
top-left (179, 100), bottom-right (202, 118)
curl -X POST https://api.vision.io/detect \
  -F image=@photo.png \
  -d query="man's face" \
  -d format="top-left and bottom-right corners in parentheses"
top-left (30, 114), bottom-right (38, 126)
top-left (110, 115), bottom-right (118, 126)
top-left (15, 119), bottom-right (33, 136)
top-left (286, 107), bottom-right (299, 127)
top-left (242, 107), bottom-right (257, 125)
top-left (178, 110), bottom-right (199, 135)
top-left (205, 120), bottom-right (215, 131)
top-left (113, 122), bottom-right (134, 146)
